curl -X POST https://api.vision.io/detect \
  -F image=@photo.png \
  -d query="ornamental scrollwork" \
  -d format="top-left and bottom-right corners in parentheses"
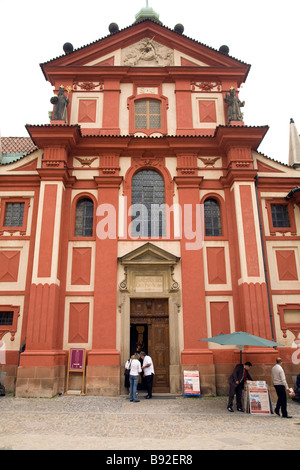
top-left (73, 81), bottom-right (104, 92)
top-left (191, 81), bottom-right (222, 92)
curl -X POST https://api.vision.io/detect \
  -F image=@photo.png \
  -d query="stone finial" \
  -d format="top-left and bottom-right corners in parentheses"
top-left (63, 43), bottom-right (74, 55)
top-left (109, 23), bottom-right (119, 34)
top-left (174, 24), bottom-right (184, 34)
top-left (289, 118), bottom-right (300, 168)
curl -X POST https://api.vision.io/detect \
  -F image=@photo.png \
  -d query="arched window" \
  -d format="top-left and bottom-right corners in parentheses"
top-left (75, 197), bottom-right (94, 237)
top-left (204, 198), bottom-right (222, 236)
top-left (135, 100), bottom-right (161, 130)
top-left (131, 170), bottom-right (165, 237)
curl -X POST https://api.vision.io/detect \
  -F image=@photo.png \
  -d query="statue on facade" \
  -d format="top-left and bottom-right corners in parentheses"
top-left (50, 86), bottom-right (69, 121)
top-left (224, 87), bottom-right (245, 124)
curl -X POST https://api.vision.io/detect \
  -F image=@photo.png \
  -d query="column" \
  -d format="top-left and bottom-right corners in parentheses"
top-left (86, 172), bottom-right (122, 395)
top-left (16, 162), bottom-right (70, 397)
top-left (175, 159), bottom-right (214, 376)
top-left (227, 147), bottom-right (274, 341)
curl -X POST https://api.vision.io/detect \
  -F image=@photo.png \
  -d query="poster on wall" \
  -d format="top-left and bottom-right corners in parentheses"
top-left (183, 370), bottom-right (201, 398)
top-left (247, 381), bottom-right (271, 415)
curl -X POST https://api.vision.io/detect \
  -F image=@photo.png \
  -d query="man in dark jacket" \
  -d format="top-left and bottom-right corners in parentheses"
top-left (296, 374), bottom-right (300, 396)
top-left (227, 361), bottom-right (253, 412)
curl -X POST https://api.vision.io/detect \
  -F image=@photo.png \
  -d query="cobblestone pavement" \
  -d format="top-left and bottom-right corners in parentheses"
top-left (0, 394), bottom-right (299, 451)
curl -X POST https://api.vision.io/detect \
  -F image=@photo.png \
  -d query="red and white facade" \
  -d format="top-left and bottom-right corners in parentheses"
top-left (1, 19), bottom-right (300, 397)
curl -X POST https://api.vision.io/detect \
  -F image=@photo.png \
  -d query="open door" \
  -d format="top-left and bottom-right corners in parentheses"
top-left (130, 298), bottom-right (169, 392)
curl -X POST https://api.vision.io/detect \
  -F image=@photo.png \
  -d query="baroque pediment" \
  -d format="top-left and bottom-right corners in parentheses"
top-left (41, 20), bottom-right (250, 84)
top-left (119, 242), bottom-right (180, 266)
top-left (78, 38), bottom-right (209, 68)
top-left (118, 243), bottom-right (180, 293)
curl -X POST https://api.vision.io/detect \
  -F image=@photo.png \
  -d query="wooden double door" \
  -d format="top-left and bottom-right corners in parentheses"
top-left (130, 298), bottom-right (169, 392)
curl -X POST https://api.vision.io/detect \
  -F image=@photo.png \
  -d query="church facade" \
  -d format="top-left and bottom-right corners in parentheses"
top-left (1, 13), bottom-right (300, 397)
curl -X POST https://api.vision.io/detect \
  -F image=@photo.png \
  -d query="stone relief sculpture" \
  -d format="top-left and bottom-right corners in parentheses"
top-left (224, 87), bottom-right (245, 124)
top-left (122, 38), bottom-right (174, 66)
top-left (50, 86), bottom-right (69, 121)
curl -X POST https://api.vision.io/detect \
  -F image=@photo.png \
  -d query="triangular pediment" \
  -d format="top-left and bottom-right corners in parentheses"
top-left (119, 242), bottom-right (180, 266)
top-left (41, 20), bottom-right (249, 82)
top-left (83, 38), bottom-right (210, 68)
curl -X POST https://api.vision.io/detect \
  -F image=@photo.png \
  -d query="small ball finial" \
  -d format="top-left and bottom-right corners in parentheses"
top-left (219, 45), bottom-right (230, 55)
top-left (63, 42), bottom-right (74, 55)
top-left (174, 24), bottom-right (184, 34)
top-left (109, 23), bottom-right (119, 34)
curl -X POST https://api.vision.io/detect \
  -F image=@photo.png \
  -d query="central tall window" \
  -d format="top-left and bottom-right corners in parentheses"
top-left (131, 169), bottom-right (165, 237)
top-left (135, 100), bottom-right (161, 130)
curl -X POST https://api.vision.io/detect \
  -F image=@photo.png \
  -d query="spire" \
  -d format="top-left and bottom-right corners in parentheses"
top-left (134, 1), bottom-right (162, 25)
top-left (289, 118), bottom-right (300, 168)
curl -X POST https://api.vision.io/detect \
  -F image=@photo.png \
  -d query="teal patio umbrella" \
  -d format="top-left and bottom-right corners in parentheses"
top-left (199, 331), bottom-right (283, 362)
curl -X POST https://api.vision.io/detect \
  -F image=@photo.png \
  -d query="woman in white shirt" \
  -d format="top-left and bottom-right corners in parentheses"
top-left (128, 354), bottom-right (142, 402)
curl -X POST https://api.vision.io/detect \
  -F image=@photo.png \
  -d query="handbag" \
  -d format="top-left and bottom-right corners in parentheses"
top-left (124, 359), bottom-right (131, 377)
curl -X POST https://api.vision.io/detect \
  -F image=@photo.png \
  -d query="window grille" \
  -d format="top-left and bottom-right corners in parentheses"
top-left (271, 204), bottom-right (290, 228)
top-left (75, 198), bottom-right (94, 237)
top-left (204, 199), bottom-right (222, 236)
top-left (135, 100), bottom-right (161, 130)
top-left (4, 202), bottom-right (25, 227)
top-left (0, 311), bottom-right (14, 326)
top-left (131, 170), bottom-right (165, 237)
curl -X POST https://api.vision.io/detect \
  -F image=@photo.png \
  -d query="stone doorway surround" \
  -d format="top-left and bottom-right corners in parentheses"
top-left (117, 242), bottom-right (182, 394)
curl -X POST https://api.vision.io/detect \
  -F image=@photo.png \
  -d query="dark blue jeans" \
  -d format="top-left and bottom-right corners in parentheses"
top-left (129, 375), bottom-right (139, 401)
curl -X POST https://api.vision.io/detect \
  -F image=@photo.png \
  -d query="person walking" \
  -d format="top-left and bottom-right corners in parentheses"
top-left (140, 351), bottom-right (154, 399)
top-left (227, 361), bottom-right (253, 412)
top-left (129, 354), bottom-right (142, 402)
top-left (272, 358), bottom-right (292, 418)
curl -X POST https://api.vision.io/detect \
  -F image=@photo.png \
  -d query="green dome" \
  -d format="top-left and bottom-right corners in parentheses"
top-left (134, 4), bottom-right (162, 25)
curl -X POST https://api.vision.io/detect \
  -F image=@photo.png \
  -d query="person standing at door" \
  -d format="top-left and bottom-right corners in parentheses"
top-left (129, 354), bottom-right (142, 402)
top-left (140, 351), bottom-right (154, 399)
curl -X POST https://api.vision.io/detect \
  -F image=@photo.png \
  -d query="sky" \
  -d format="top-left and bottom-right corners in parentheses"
top-left (1, 0), bottom-right (300, 165)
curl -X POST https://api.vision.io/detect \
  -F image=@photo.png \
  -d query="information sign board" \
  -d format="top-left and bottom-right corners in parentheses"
top-left (247, 381), bottom-right (271, 415)
top-left (65, 348), bottom-right (86, 395)
top-left (69, 348), bottom-right (85, 371)
top-left (183, 370), bottom-right (201, 398)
